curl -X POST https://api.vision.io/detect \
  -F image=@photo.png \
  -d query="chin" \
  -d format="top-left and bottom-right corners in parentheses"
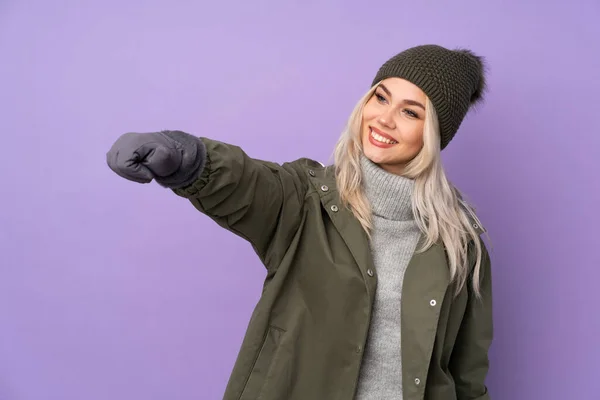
top-left (363, 146), bottom-right (412, 176)
top-left (362, 142), bottom-right (389, 164)
top-left (365, 153), bottom-right (391, 167)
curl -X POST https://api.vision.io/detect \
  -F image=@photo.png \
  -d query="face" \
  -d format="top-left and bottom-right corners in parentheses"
top-left (361, 77), bottom-right (427, 175)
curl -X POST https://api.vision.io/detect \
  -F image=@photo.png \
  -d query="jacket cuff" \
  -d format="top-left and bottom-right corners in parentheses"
top-left (171, 137), bottom-right (212, 197)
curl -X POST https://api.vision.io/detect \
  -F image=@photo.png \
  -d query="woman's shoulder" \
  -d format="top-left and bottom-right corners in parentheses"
top-left (279, 158), bottom-right (338, 198)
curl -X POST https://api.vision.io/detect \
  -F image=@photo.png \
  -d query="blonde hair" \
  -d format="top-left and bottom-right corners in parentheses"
top-left (332, 84), bottom-right (486, 297)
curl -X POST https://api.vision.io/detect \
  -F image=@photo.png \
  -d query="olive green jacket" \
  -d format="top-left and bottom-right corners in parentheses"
top-left (173, 138), bottom-right (493, 400)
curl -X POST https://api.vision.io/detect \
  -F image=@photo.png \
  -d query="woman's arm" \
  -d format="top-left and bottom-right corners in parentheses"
top-left (171, 136), bottom-right (309, 271)
top-left (107, 131), bottom-right (309, 272)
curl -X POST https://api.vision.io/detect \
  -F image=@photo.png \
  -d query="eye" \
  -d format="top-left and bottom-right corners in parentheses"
top-left (375, 93), bottom-right (387, 104)
top-left (403, 109), bottom-right (419, 119)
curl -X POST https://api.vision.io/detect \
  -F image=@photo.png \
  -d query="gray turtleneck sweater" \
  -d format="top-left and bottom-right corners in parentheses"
top-left (354, 155), bottom-right (423, 400)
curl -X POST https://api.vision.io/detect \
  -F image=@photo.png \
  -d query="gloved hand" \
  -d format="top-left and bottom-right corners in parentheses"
top-left (106, 130), bottom-right (206, 189)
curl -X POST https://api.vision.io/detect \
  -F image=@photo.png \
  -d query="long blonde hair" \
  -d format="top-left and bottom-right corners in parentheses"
top-left (332, 84), bottom-right (486, 297)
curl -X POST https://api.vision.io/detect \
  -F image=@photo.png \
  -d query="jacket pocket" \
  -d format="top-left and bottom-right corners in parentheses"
top-left (239, 326), bottom-right (285, 400)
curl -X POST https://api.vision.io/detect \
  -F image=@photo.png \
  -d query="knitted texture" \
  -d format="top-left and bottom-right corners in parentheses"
top-left (371, 44), bottom-right (487, 149)
top-left (354, 155), bottom-right (422, 400)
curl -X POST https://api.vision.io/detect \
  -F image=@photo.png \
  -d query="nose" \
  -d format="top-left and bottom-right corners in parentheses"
top-left (378, 108), bottom-right (395, 129)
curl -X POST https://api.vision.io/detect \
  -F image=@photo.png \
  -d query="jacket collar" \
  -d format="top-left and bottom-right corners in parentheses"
top-left (305, 161), bottom-right (485, 236)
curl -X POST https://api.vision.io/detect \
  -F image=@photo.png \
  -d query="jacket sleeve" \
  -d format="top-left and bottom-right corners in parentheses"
top-left (171, 137), bottom-right (308, 271)
top-left (449, 240), bottom-right (494, 400)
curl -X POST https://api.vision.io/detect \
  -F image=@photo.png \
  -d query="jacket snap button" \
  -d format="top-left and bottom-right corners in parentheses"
top-left (321, 185), bottom-right (329, 192)
top-left (430, 299), bottom-right (436, 306)
top-left (356, 345), bottom-right (362, 353)
top-left (367, 269), bottom-right (374, 277)
top-left (330, 205), bottom-right (339, 212)
top-left (414, 378), bottom-right (421, 385)
top-left (309, 170), bottom-right (315, 177)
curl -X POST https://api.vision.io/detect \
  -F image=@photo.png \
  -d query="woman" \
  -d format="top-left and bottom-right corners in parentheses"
top-left (107, 44), bottom-right (493, 400)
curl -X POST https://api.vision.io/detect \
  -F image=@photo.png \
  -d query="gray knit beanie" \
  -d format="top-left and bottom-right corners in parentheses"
top-left (371, 44), bottom-right (487, 149)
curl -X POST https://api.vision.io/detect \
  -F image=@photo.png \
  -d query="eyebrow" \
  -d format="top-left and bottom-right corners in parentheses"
top-left (378, 84), bottom-right (426, 111)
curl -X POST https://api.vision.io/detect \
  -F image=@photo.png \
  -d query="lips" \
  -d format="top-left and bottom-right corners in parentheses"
top-left (368, 126), bottom-right (398, 149)
top-left (370, 126), bottom-right (397, 143)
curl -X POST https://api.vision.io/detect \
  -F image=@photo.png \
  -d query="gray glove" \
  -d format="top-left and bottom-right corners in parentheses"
top-left (106, 130), bottom-right (206, 189)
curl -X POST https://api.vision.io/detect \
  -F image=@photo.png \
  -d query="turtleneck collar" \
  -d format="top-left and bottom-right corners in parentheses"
top-left (360, 154), bottom-right (415, 221)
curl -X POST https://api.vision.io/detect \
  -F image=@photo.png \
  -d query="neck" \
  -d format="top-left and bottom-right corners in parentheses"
top-left (360, 154), bottom-right (415, 221)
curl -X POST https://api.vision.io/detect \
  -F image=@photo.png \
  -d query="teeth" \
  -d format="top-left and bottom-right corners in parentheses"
top-left (371, 129), bottom-right (397, 144)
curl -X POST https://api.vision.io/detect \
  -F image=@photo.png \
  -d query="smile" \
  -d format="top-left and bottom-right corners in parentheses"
top-left (370, 128), bottom-right (398, 145)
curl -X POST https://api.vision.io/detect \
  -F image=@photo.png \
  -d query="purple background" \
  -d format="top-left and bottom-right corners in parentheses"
top-left (1, 0), bottom-right (599, 399)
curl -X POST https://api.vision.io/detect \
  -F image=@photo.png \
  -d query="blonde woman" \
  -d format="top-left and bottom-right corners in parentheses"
top-left (107, 44), bottom-right (494, 400)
